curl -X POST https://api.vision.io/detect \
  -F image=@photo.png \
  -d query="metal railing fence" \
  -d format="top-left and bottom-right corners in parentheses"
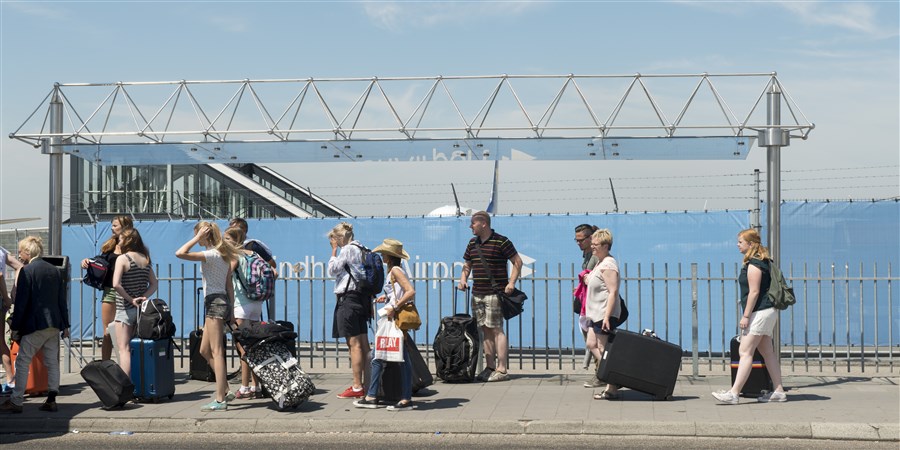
top-left (61, 262), bottom-right (897, 374)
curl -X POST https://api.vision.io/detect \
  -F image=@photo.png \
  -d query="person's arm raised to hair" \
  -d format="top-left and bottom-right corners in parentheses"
top-left (175, 229), bottom-right (207, 262)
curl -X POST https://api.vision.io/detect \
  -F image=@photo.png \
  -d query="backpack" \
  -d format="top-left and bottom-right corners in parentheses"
top-left (236, 252), bottom-right (276, 302)
top-left (767, 260), bottom-right (796, 310)
top-left (137, 298), bottom-right (176, 340)
top-left (82, 256), bottom-right (109, 290)
top-left (432, 314), bottom-right (480, 383)
top-left (344, 243), bottom-right (385, 299)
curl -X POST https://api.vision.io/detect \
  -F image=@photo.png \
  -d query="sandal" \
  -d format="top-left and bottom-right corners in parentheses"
top-left (593, 389), bottom-right (620, 400)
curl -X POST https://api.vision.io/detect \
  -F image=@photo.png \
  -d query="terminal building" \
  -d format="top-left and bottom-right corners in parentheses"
top-left (67, 160), bottom-right (350, 224)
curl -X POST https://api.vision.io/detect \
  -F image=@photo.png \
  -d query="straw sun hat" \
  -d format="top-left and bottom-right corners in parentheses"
top-left (372, 238), bottom-right (410, 260)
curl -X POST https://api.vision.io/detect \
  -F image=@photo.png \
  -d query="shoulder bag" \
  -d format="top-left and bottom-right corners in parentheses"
top-left (474, 241), bottom-right (527, 320)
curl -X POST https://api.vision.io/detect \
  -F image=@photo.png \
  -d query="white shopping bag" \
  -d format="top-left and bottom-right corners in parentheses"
top-left (373, 316), bottom-right (404, 362)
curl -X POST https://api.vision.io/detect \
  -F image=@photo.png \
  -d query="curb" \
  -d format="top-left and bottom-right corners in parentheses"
top-left (2, 418), bottom-right (897, 441)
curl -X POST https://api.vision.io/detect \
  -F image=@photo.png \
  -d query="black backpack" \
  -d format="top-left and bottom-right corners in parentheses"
top-left (137, 299), bottom-right (176, 340)
top-left (82, 256), bottom-right (109, 290)
top-left (432, 314), bottom-right (480, 383)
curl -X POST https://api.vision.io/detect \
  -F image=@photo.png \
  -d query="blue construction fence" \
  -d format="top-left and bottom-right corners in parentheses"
top-left (60, 200), bottom-right (898, 353)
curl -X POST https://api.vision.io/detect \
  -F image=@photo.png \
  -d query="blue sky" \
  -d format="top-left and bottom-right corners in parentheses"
top-left (1, 1), bottom-right (898, 223)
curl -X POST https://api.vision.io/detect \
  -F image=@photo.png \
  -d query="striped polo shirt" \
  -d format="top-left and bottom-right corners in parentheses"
top-left (463, 230), bottom-right (518, 296)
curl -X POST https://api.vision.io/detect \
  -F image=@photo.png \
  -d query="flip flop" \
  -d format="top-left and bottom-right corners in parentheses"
top-left (593, 389), bottom-right (620, 400)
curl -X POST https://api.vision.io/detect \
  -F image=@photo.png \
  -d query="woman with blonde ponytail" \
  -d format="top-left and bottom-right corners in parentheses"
top-left (176, 221), bottom-right (237, 412)
top-left (712, 228), bottom-right (786, 405)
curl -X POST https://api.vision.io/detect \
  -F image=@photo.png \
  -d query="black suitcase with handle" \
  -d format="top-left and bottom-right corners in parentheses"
top-left (379, 331), bottom-right (434, 401)
top-left (433, 289), bottom-right (480, 383)
top-left (81, 359), bottom-right (134, 409)
top-left (730, 335), bottom-right (774, 397)
top-left (597, 329), bottom-right (682, 400)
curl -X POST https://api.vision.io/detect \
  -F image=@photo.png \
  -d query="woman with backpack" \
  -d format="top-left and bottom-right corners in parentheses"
top-left (712, 228), bottom-right (787, 405)
top-left (326, 222), bottom-right (371, 400)
top-left (176, 221), bottom-right (238, 412)
top-left (111, 228), bottom-right (157, 376)
top-left (354, 238), bottom-right (416, 411)
top-left (80, 215), bottom-right (133, 361)
top-left (223, 226), bottom-right (263, 400)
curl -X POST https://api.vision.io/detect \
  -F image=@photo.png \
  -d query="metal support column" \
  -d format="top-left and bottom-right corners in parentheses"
top-left (46, 86), bottom-right (64, 255)
top-left (759, 80), bottom-right (789, 359)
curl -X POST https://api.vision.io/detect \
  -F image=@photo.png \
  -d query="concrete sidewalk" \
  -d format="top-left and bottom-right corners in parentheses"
top-left (0, 369), bottom-right (897, 442)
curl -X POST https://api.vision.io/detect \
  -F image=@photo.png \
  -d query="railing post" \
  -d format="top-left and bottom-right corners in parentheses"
top-left (691, 263), bottom-right (699, 378)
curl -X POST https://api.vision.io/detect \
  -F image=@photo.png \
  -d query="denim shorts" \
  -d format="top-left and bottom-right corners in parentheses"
top-left (114, 306), bottom-right (137, 326)
top-left (205, 293), bottom-right (232, 322)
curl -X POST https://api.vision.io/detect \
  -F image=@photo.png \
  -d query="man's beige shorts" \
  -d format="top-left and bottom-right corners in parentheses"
top-left (473, 293), bottom-right (504, 329)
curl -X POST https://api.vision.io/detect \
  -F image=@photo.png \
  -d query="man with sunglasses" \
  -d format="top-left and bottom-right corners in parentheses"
top-left (574, 224), bottom-right (602, 388)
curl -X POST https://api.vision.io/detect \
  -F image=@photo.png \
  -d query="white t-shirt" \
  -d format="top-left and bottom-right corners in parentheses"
top-left (201, 249), bottom-right (230, 296)
top-left (585, 255), bottom-right (621, 322)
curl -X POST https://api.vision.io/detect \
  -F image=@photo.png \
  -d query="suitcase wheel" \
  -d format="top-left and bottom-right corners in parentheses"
top-left (168, 394), bottom-right (174, 400)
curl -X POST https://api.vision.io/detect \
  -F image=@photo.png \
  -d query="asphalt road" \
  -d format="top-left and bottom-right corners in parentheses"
top-left (1, 432), bottom-right (896, 449)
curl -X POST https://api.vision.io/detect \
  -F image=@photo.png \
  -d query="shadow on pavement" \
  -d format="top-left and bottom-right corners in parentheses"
top-left (791, 376), bottom-right (880, 389)
top-left (410, 397), bottom-right (470, 411)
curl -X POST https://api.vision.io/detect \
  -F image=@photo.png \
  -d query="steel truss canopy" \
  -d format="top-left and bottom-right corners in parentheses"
top-left (9, 73), bottom-right (814, 166)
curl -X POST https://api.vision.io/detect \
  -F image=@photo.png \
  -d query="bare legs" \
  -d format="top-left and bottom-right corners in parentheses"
top-left (200, 317), bottom-right (228, 402)
top-left (347, 333), bottom-right (370, 390)
top-left (482, 326), bottom-right (508, 373)
top-left (586, 327), bottom-right (617, 395)
top-left (114, 321), bottom-right (134, 375)
top-left (100, 301), bottom-right (116, 360)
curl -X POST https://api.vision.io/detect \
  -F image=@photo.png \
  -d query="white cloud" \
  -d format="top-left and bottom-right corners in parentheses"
top-left (362, 2), bottom-right (540, 32)
top-left (778, 1), bottom-right (881, 35)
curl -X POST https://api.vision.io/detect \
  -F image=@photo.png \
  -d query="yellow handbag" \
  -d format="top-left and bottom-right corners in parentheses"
top-left (394, 302), bottom-right (421, 331)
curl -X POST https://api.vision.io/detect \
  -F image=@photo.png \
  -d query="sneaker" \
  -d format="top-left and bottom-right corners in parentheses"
top-left (583, 375), bottom-right (604, 388)
top-left (475, 367), bottom-right (495, 382)
top-left (487, 370), bottom-right (509, 382)
top-left (337, 386), bottom-right (365, 399)
top-left (200, 400), bottom-right (228, 412)
top-left (757, 390), bottom-right (787, 403)
top-left (353, 398), bottom-right (383, 409)
top-left (386, 401), bottom-right (415, 411)
top-left (224, 391), bottom-right (236, 402)
top-left (0, 399), bottom-right (23, 414)
top-left (234, 389), bottom-right (254, 400)
top-left (0, 384), bottom-right (11, 396)
top-left (711, 390), bottom-right (739, 405)
top-left (39, 401), bottom-right (58, 412)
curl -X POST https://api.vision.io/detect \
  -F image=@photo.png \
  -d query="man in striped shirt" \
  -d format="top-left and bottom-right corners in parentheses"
top-left (457, 211), bottom-right (522, 382)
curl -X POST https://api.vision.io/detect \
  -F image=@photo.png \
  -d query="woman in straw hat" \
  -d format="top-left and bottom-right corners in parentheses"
top-left (354, 238), bottom-right (416, 411)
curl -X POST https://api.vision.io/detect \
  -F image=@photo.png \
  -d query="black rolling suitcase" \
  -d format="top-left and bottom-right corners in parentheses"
top-left (190, 287), bottom-right (228, 381)
top-left (81, 360), bottom-right (134, 409)
top-left (730, 335), bottom-right (773, 397)
top-left (597, 329), bottom-right (682, 400)
top-left (433, 288), bottom-right (480, 383)
top-left (379, 331), bottom-right (434, 401)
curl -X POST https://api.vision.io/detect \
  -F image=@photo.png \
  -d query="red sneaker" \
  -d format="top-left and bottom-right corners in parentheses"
top-left (336, 386), bottom-right (365, 399)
